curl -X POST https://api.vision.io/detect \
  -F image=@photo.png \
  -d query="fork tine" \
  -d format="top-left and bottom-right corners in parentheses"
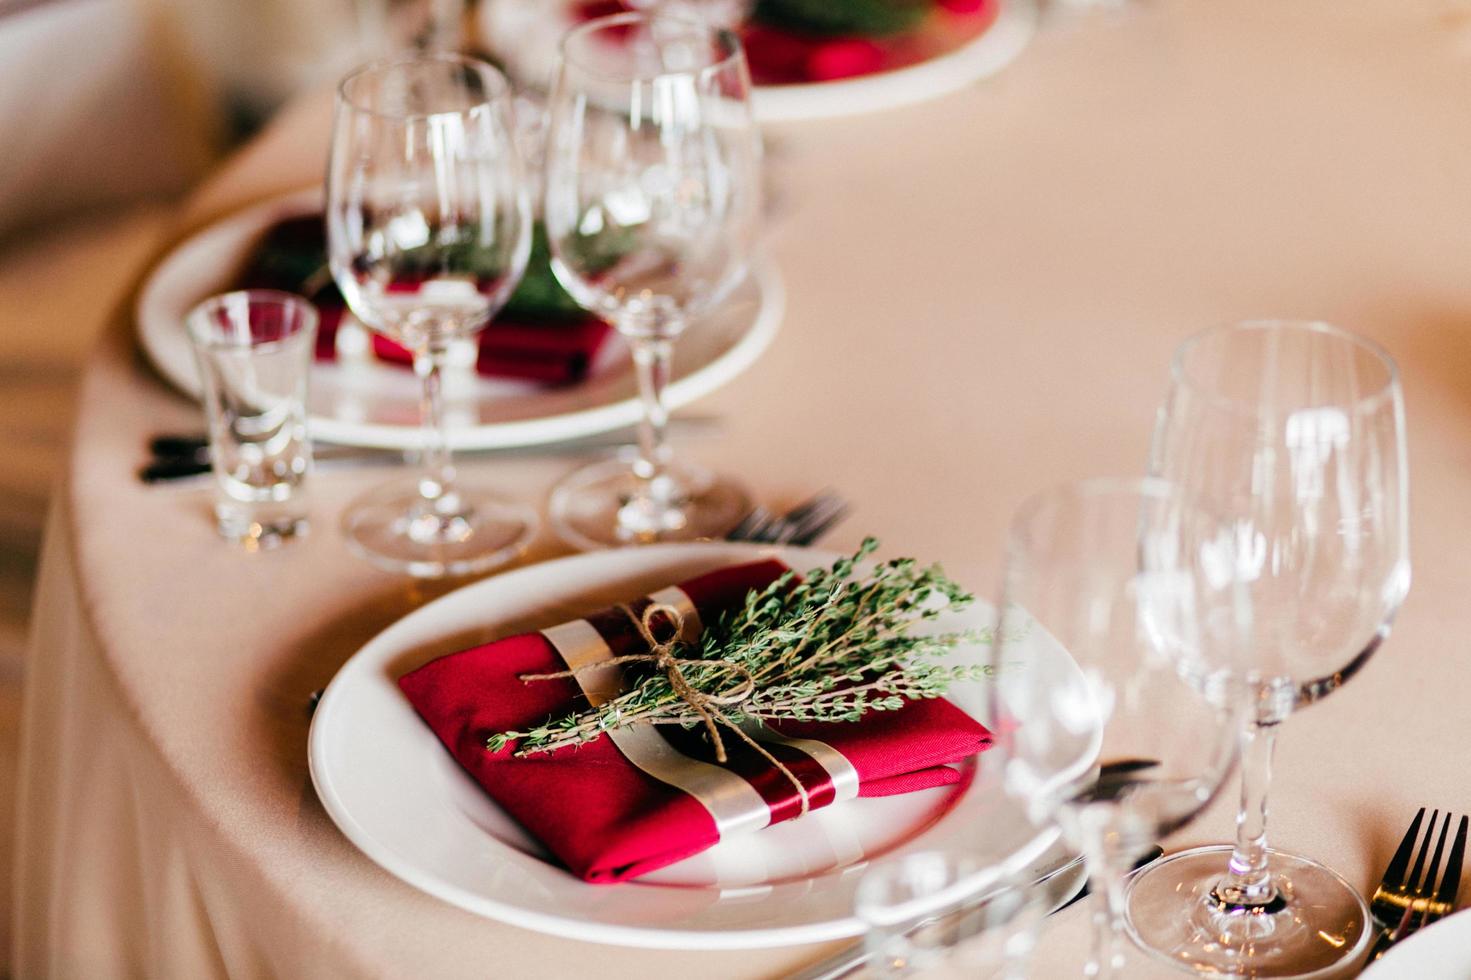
top-left (1383, 807), bottom-right (1426, 890)
top-left (727, 507), bottom-right (773, 543)
top-left (775, 494), bottom-right (838, 545)
top-left (776, 490), bottom-right (835, 529)
top-left (1423, 812), bottom-right (1451, 899)
top-left (1435, 815), bottom-right (1469, 908)
top-left (797, 493), bottom-right (844, 524)
top-left (790, 501), bottom-right (850, 546)
top-left (730, 493), bottom-right (851, 546)
top-left (1409, 809), bottom-right (1439, 891)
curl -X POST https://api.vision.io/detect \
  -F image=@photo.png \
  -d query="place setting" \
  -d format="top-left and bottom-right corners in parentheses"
top-left (117, 5), bottom-right (1449, 978)
top-left (140, 12), bottom-right (783, 570)
top-left (473, 0), bottom-right (1039, 123)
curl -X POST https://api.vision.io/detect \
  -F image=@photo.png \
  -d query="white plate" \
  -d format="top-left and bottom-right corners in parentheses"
top-left (308, 542), bottom-right (1086, 949)
top-left (476, 0), bottom-right (1037, 124)
top-left (135, 189), bottom-right (783, 450)
top-left (1361, 910), bottom-right (1471, 978)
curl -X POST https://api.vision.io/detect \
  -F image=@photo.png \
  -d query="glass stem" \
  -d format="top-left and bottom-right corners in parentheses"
top-left (617, 333), bottom-right (683, 540)
top-left (1081, 852), bottom-right (1132, 978)
top-left (413, 345), bottom-right (459, 518)
top-left (631, 335), bottom-right (673, 482)
top-left (1215, 719), bottom-right (1281, 907)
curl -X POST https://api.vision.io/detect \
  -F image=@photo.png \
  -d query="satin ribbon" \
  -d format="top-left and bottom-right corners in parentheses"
top-left (535, 586), bottom-right (861, 838)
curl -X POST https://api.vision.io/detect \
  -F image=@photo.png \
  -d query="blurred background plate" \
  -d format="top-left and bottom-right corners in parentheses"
top-left (134, 188), bottom-right (783, 450)
top-left (474, 0), bottom-right (1036, 123)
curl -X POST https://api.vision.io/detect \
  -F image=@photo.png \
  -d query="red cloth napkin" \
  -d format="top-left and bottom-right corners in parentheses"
top-left (398, 559), bottom-right (993, 883)
top-left (234, 215), bottom-right (614, 386)
top-left (568, 0), bottom-right (999, 86)
top-left (365, 319), bottom-right (615, 386)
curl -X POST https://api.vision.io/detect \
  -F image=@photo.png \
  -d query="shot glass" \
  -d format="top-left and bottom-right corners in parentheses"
top-left (856, 852), bottom-right (1042, 979)
top-left (186, 290), bottom-right (316, 548)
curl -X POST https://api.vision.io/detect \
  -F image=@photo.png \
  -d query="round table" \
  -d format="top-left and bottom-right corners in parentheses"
top-left (18, 1), bottom-right (1471, 975)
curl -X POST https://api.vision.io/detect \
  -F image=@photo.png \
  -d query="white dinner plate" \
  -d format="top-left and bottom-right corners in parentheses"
top-left (475, 0), bottom-right (1037, 124)
top-left (1361, 910), bottom-right (1471, 978)
top-left (135, 189), bottom-right (783, 450)
top-left (308, 542), bottom-right (1086, 949)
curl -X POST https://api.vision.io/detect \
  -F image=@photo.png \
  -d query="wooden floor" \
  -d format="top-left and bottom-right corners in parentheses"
top-left (0, 204), bottom-right (171, 964)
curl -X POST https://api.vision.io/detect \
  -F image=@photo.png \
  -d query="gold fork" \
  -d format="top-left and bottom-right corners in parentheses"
top-left (1368, 808), bottom-right (1468, 960)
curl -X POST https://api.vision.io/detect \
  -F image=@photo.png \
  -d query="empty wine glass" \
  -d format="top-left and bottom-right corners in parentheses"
top-left (543, 12), bottom-right (761, 549)
top-left (993, 477), bottom-right (1248, 977)
top-left (326, 54), bottom-right (537, 577)
top-left (1131, 320), bottom-right (1410, 975)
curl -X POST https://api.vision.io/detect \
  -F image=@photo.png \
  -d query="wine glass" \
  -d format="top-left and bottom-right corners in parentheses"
top-left (993, 477), bottom-right (1248, 977)
top-left (543, 12), bottom-right (760, 549)
top-left (1132, 320), bottom-right (1410, 975)
top-left (326, 54), bottom-right (537, 577)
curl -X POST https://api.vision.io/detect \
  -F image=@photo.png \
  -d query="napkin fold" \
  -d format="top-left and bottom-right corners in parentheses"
top-left (569, 0), bottom-right (999, 85)
top-left (398, 559), bottom-right (993, 883)
top-left (234, 215), bottom-right (615, 386)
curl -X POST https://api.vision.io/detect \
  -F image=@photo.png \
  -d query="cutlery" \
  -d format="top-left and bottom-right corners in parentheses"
top-left (1369, 807), bottom-right (1468, 960)
top-left (730, 491), bottom-right (850, 547)
top-left (780, 492), bottom-right (851, 546)
top-left (141, 417), bottom-right (719, 484)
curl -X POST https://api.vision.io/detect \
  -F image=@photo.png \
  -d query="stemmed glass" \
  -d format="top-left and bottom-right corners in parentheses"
top-left (993, 478), bottom-right (1248, 977)
top-left (543, 12), bottom-right (761, 549)
top-left (326, 54), bottom-right (537, 577)
top-left (1133, 320), bottom-right (1410, 975)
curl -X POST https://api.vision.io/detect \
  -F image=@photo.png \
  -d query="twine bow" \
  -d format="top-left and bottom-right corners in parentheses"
top-left (519, 602), bottom-right (812, 816)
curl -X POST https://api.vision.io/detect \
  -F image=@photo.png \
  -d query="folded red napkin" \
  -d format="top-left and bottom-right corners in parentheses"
top-left (234, 215), bottom-right (615, 386)
top-left (568, 0), bottom-right (999, 86)
top-left (362, 317), bottom-right (615, 386)
top-left (398, 559), bottom-right (993, 883)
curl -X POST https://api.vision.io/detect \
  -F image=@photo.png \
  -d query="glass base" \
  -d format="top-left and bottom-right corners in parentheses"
top-left (548, 452), bottom-right (750, 551)
top-left (342, 476), bottom-right (537, 578)
top-left (217, 504), bottom-right (308, 551)
top-left (1125, 844), bottom-right (1370, 978)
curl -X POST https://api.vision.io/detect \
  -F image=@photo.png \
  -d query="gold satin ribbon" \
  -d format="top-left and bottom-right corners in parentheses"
top-left (521, 602), bottom-right (813, 816)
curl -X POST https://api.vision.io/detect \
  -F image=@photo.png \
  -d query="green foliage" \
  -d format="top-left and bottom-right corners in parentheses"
top-left (499, 224), bottom-right (585, 320)
top-left (751, 0), bottom-right (930, 37)
top-left (245, 217), bottom-right (589, 321)
top-left (486, 538), bottom-right (992, 756)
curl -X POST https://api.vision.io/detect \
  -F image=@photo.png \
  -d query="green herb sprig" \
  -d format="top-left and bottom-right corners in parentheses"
top-left (487, 538), bottom-right (993, 756)
top-left (753, 0), bottom-right (931, 37)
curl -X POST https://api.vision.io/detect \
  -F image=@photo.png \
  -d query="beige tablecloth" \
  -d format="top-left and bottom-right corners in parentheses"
top-left (18, 1), bottom-right (1471, 976)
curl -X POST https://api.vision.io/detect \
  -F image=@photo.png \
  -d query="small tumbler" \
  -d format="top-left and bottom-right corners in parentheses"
top-left (186, 290), bottom-right (316, 548)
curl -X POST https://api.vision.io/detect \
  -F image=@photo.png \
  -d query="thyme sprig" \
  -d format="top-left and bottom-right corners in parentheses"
top-left (486, 538), bottom-right (992, 756)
